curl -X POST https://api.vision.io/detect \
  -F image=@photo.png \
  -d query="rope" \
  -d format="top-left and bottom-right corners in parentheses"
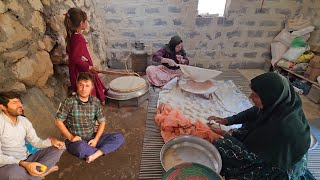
top-left (122, 45), bottom-right (153, 77)
top-left (122, 52), bottom-right (140, 77)
top-left (99, 44), bottom-right (153, 77)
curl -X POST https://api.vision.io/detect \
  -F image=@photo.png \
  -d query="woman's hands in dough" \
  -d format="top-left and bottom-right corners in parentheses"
top-left (207, 116), bottom-right (228, 125)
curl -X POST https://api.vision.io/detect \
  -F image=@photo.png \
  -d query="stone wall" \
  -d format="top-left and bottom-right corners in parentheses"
top-left (0, 0), bottom-right (107, 137)
top-left (96, 0), bottom-right (320, 69)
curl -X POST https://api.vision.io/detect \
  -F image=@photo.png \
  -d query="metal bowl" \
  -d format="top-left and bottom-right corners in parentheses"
top-left (160, 135), bottom-right (222, 173)
top-left (106, 82), bottom-right (150, 100)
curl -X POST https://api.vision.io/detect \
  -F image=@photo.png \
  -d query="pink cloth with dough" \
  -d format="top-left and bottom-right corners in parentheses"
top-left (155, 104), bottom-right (221, 143)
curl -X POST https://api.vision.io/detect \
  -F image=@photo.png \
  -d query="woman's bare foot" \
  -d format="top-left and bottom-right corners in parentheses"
top-left (40, 165), bottom-right (59, 179)
top-left (86, 150), bottom-right (104, 163)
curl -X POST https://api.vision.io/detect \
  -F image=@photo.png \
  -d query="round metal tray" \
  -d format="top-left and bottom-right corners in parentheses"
top-left (106, 82), bottom-right (150, 100)
top-left (160, 135), bottom-right (222, 173)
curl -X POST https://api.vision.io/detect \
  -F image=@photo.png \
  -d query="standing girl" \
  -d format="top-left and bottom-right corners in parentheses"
top-left (64, 8), bottom-right (107, 104)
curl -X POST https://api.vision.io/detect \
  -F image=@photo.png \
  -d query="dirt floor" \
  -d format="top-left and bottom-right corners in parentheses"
top-left (46, 70), bottom-right (320, 180)
top-left (46, 74), bottom-right (148, 180)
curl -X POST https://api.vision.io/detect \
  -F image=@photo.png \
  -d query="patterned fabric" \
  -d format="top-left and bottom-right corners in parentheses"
top-left (152, 47), bottom-right (189, 70)
top-left (146, 65), bottom-right (183, 87)
top-left (213, 134), bottom-right (308, 180)
top-left (152, 36), bottom-right (189, 71)
top-left (56, 94), bottom-right (105, 139)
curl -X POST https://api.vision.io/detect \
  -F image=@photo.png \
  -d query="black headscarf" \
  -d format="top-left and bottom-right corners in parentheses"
top-left (163, 35), bottom-right (187, 70)
top-left (244, 72), bottom-right (310, 170)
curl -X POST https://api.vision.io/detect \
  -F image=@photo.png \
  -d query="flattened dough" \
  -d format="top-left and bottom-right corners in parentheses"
top-left (109, 76), bottom-right (146, 92)
top-left (179, 80), bottom-right (216, 94)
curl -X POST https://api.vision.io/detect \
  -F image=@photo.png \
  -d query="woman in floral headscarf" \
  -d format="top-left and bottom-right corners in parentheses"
top-left (146, 35), bottom-right (189, 87)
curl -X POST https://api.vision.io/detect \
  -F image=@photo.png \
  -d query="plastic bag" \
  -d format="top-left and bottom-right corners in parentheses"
top-left (286, 15), bottom-right (311, 31)
top-left (301, 33), bottom-right (310, 42)
top-left (277, 59), bottom-right (294, 69)
top-left (290, 36), bottom-right (306, 47)
top-left (296, 51), bottom-right (314, 63)
top-left (273, 29), bottom-right (296, 47)
top-left (293, 63), bottom-right (309, 74)
top-left (282, 47), bottom-right (306, 61)
top-left (271, 42), bottom-right (288, 66)
top-left (292, 26), bottom-right (315, 36)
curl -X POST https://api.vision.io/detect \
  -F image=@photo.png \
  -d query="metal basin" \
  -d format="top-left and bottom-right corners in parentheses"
top-left (106, 82), bottom-right (150, 100)
top-left (160, 135), bottom-right (222, 173)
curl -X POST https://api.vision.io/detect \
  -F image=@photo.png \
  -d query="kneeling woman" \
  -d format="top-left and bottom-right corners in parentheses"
top-left (208, 72), bottom-right (311, 179)
top-left (146, 35), bottom-right (189, 87)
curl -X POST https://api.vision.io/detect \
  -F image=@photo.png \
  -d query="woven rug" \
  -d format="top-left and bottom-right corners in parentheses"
top-left (138, 70), bottom-right (319, 179)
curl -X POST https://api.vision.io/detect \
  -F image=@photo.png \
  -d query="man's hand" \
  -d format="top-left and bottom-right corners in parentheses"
top-left (70, 136), bottom-right (82, 142)
top-left (207, 116), bottom-right (228, 125)
top-left (88, 138), bottom-right (98, 147)
top-left (50, 138), bottom-right (65, 149)
top-left (19, 161), bottom-right (44, 176)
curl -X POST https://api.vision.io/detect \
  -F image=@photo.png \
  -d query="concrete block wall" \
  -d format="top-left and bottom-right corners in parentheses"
top-left (95, 0), bottom-right (320, 69)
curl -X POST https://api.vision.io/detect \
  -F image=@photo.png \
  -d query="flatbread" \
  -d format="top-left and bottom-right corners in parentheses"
top-left (186, 80), bottom-right (214, 90)
top-left (179, 65), bottom-right (222, 82)
top-left (109, 76), bottom-right (146, 93)
top-left (179, 79), bottom-right (216, 94)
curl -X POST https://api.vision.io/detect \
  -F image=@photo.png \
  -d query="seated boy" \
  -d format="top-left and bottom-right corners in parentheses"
top-left (55, 72), bottom-right (124, 163)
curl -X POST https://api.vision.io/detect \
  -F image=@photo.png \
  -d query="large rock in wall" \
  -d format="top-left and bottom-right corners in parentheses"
top-left (12, 50), bottom-right (53, 87)
top-left (21, 88), bottom-right (61, 138)
top-left (0, 0), bottom-right (107, 137)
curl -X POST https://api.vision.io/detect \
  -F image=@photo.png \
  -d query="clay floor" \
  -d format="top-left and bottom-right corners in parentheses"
top-left (46, 69), bottom-right (320, 180)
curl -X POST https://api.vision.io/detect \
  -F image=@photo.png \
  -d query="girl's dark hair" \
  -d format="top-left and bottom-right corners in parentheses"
top-left (64, 8), bottom-right (87, 52)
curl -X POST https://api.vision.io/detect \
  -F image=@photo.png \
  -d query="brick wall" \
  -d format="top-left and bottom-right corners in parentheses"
top-left (95, 0), bottom-right (320, 69)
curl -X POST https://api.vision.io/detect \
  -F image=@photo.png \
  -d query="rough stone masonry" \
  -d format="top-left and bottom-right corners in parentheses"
top-left (0, 0), bottom-right (107, 137)
top-left (95, 0), bottom-right (320, 69)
